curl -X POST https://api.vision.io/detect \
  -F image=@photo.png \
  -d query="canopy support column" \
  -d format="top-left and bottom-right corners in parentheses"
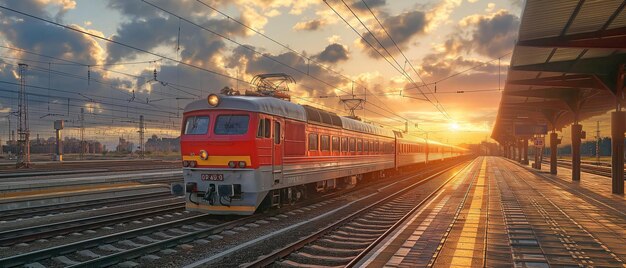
top-left (517, 140), bottom-right (522, 163)
top-left (571, 124), bottom-right (582, 181)
top-left (550, 132), bottom-right (558, 175)
top-left (522, 139), bottom-right (528, 165)
top-left (611, 111), bottom-right (625, 194)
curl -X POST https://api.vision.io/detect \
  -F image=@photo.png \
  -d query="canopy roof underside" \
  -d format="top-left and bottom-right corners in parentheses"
top-left (491, 0), bottom-right (626, 144)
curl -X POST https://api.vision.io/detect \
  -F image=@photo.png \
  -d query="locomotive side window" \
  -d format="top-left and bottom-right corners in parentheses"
top-left (320, 135), bottom-right (330, 151)
top-left (341, 137), bottom-right (348, 152)
top-left (274, 121), bottom-right (281, 144)
top-left (215, 115), bottom-right (249, 135)
top-left (308, 133), bottom-right (318, 150)
top-left (331, 136), bottom-right (339, 152)
top-left (184, 116), bottom-right (209, 135)
top-left (256, 118), bottom-right (271, 138)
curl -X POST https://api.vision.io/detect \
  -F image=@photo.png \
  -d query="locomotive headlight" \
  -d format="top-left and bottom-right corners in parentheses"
top-left (207, 94), bottom-right (220, 107)
top-left (238, 161), bottom-right (246, 168)
top-left (228, 161), bottom-right (237, 168)
top-left (199, 150), bottom-right (208, 160)
top-left (182, 160), bottom-right (190, 167)
top-left (189, 161), bottom-right (197, 168)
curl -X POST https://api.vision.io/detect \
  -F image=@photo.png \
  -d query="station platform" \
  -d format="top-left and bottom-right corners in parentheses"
top-left (358, 156), bottom-right (626, 267)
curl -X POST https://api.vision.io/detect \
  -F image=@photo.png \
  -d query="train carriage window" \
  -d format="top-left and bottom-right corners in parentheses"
top-left (320, 135), bottom-right (330, 151)
top-left (332, 136), bottom-right (339, 152)
top-left (341, 137), bottom-right (348, 152)
top-left (349, 138), bottom-right (356, 152)
top-left (364, 140), bottom-right (369, 152)
top-left (274, 121), bottom-right (281, 144)
top-left (256, 118), bottom-right (271, 138)
top-left (357, 139), bottom-right (363, 152)
top-left (184, 116), bottom-right (209, 135)
top-left (374, 141), bottom-right (379, 153)
top-left (308, 133), bottom-right (318, 150)
top-left (215, 115), bottom-right (249, 135)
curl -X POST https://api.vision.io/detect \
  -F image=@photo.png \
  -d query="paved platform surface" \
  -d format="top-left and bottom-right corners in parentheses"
top-left (359, 156), bottom-right (626, 267)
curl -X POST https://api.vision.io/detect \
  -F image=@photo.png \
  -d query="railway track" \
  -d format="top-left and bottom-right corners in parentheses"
top-left (0, 192), bottom-right (176, 222)
top-left (234, 160), bottom-right (475, 267)
top-left (541, 160), bottom-right (615, 177)
top-left (0, 158), bottom-right (471, 268)
top-left (0, 159), bottom-right (180, 174)
top-left (0, 200), bottom-right (185, 247)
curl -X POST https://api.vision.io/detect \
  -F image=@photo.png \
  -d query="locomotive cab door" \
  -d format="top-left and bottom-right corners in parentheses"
top-left (272, 118), bottom-right (284, 185)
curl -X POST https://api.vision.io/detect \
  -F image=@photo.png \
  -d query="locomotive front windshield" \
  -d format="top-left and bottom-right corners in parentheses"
top-left (184, 116), bottom-right (209, 135)
top-left (215, 115), bottom-right (250, 135)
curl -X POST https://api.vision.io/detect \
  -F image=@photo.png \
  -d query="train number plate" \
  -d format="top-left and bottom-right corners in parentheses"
top-left (201, 174), bottom-right (224, 181)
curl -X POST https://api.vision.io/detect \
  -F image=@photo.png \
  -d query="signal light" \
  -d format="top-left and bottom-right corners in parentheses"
top-left (238, 161), bottom-right (246, 168)
top-left (228, 161), bottom-right (236, 168)
top-left (189, 161), bottom-right (197, 168)
top-left (182, 160), bottom-right (190, 167)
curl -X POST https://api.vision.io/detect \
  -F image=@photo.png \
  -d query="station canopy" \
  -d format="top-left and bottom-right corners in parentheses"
top-left (491, 0), bottom-right (626, 144)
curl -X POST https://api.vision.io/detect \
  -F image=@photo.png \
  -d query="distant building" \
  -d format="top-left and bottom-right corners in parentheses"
top-left (116, 137), bottom-right (134, 153)
top-left (1, 135), bottom-right (103, 154)
top-left (145, 135), bottom-right (180, 152)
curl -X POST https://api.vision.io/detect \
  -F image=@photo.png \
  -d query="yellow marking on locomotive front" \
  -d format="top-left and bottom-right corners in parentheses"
top-left (448, 159), bottom-right (487, 267)
top-left (183, 155), bottom-right (251, 166)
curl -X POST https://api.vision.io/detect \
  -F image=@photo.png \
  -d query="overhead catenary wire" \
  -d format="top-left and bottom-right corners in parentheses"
top-left (0, 3), bottom-right (418, 139)
top-left (193, 0), bottom-right (413, 122)
top-left (143, 0), bottom-right (416, 125)
top-left (4, 2), bottom-right (412, 126)
top-left (328, 0), bottom-right (451, 120)
top-left (0, 4), bottom-right (253, 87)
top-left (358, 0), bottom-right (449, 113)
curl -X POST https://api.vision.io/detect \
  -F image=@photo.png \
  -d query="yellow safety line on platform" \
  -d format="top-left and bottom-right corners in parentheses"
top-left (448, 158), bottom-right (486, 267)
top-left (0, 182), bottom-right (156, 199)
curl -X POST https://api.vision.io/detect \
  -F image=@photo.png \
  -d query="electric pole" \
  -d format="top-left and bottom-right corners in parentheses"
top-left (17, 63), bottom-right (30, 168)
top-left (139, 115), bottom-right (145, 159)
top-left (80, 108), bottom-right (85, 160)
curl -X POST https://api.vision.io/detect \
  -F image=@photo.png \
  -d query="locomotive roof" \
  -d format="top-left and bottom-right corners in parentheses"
top-left (184, 95), bottom-right (398, 138)
top-left (184, 95), bottom-right (308, 122)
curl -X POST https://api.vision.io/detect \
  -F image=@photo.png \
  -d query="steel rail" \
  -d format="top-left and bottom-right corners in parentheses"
top-left (0, 157), bottom-right (470, 267)
top-left (0, 201), bottom-right (185, 246)
top-left (243, 159), bottom-right (474, 268)
top-left (0, 192), bottom-right (174, 221)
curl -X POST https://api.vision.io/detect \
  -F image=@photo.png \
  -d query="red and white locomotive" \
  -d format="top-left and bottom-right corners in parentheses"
top-left (181, 93), bottom-right (467, 215)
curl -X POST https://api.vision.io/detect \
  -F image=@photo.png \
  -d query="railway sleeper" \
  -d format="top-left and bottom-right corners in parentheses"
top-left (287, 251), bottom-right (355, 266)
top-left (345, 221), bottom-right (393, 230)
top-left (339, 225), bottom-right (386, 235)
top-left (325, 234), bottom-right (376, 243)
top-left (317, 238), bottom-right (372, 249)
top-left (302, 244), bottom-right (363, 257)
top-left (354, 218), bottom-right (398, 225)
top-left (275, 259), bottom-right (344, 268)
top-left (334, 230), bottom-right (382, 239)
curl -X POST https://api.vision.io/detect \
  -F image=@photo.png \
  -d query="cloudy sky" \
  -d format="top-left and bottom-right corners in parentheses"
top-left (0, 0), bottom-right (524, 148)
